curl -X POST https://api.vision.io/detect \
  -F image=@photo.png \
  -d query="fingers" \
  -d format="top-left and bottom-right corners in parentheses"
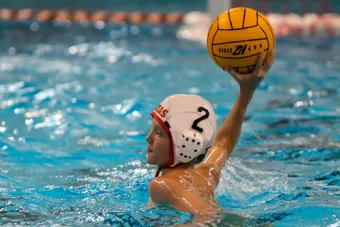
top-left (223, 66), bottom-right (238, 78)
top-left (223, 49), bottom-right (275, 79)
top-left (253, 51), bottom-right (265, 75)
top-left (263, 49), bottom-right (275, 72)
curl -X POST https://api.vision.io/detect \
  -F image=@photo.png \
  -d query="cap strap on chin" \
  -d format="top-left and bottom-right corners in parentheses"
top-left (155, 166), bottom-right (162, 177)
top-left (154, 162), bottom-right (186, 178)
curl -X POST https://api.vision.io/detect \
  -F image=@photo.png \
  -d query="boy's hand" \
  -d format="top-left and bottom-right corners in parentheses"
top-left (224, 49), bottom-right (275, 93)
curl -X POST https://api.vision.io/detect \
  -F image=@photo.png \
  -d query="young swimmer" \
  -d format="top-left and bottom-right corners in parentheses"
top-left (146, 51), bottom-right (275, 222)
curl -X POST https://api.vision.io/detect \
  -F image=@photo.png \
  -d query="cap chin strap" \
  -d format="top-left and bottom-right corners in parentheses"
top-left (155, 163), bottom-right (185, 177)
top-left (155, 166), bottom-right (162, 177)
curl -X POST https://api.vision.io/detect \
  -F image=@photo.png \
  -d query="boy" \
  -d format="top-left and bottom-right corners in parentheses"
top-left (146, 51), bottom-right (275, 218)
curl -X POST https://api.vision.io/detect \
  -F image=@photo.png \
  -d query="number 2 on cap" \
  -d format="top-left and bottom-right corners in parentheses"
top-left (191, 107), bottom-right (209, 133)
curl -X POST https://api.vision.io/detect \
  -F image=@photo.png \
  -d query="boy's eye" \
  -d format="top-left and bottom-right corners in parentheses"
top-left (155, 129), bottom-right (163, 136)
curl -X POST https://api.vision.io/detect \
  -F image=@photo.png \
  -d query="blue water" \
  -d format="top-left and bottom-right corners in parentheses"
top-left (0, 21), bottom-right (339, 226)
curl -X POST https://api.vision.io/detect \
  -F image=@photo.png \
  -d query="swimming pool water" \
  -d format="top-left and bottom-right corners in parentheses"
top-left (0, 22), bottom-right (339, 226)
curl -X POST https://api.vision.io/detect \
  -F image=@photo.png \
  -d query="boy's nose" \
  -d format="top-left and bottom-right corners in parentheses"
top-left (146, 133), bottom-right (153, 144)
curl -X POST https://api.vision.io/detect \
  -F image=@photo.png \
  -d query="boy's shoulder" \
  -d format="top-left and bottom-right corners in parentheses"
top-left (148, 176), bottom-right (180, 205)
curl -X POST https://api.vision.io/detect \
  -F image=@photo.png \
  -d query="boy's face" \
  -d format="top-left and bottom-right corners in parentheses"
top-left (146, 118), bottom-right (171, 166)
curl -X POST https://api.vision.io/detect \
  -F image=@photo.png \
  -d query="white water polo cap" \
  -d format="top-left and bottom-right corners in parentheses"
top-left (151, 94), bottom-right (217, 169)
